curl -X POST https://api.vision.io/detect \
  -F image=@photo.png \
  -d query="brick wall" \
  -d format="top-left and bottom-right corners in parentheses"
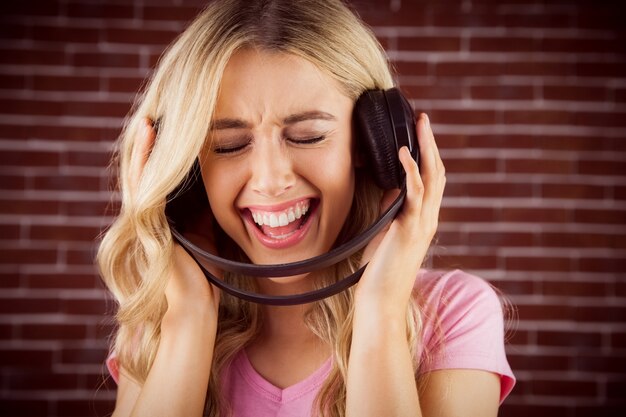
top-left (0, 0), bottom-right (624, 416)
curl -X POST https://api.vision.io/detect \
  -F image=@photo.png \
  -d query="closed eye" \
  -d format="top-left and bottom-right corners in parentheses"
top-left (212, 137), bottom-right (251, 154)
top-left (213, 143), bottom-right (249, 154)
top-left (287, 136), bottom-right (326, 145)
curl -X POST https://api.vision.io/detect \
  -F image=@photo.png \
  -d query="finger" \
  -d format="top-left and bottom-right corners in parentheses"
top-left (128, 118), bottom-right (156, 200)
top-left (399, 145), bottom-right (424, 216)
top-left (415, 115), bottom-right (446, 235)
top-left (416, 114), bottom-right (445, 199)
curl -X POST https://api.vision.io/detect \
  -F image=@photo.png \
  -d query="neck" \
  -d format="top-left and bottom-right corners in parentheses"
top-left (259, 303), bottom-right (314, 341)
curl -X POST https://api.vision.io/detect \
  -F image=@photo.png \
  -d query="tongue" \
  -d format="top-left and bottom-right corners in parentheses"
top-left (261, 217), bottom-right (305, 238)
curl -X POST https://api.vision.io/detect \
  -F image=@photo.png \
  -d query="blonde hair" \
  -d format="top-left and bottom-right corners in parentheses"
top-left (97, 1), bottom-right (425, 415)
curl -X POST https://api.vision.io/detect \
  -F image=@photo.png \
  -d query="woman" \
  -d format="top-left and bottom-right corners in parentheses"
top-left (98, 0), bottom-right (515, 416)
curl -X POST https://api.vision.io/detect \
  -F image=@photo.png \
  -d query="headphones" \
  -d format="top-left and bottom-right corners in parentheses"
top-left (166, 87), bottom-right (419, 305)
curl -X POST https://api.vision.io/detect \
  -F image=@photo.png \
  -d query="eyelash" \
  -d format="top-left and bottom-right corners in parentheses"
top-left (213, 136), bottom-right (326, 154)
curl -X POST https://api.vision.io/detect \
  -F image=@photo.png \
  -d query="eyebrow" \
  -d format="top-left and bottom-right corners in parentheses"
top-left (210, 110), bottom-right (336, 130)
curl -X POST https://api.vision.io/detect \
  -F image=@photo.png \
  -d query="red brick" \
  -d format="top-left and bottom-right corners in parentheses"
top-left (470, 36), bottom-right (536, 52)
top-left (578, 160), bottom-right (625, 176)
top-left (446, 181), bottom-right (534, 198)
top-left (532, 379), bottom-right (598, 397)
top-left (0, 224), bottom-right (20, 240)
top-left (0, 174), bottom-right (26, 190)
top-left (32, 74), bottom-right (100, 92)
top-left (1, 2), bottom-right (60, 17)
top-left (541, 183), bottom-right (607, 200)
top-left (402, 83), bottom-right (464, 100)
top-left (0, 47), bottom-right (67, 66)
top-left (62, 298), bottom-right (109, 316)
top-left (431, 254), bottom-right (498, 270)
top-left (0, 297), bottom-right (61, 314)
top-left (539, 232), bottom-right (615, 249)
top-left (66, 2), bottom-right (134, 19)
top-left (470, 84), bottom-right (534, 100)
top-left (579, 257), bottom-right (626, 273)
top-left (107, 76), bottom-right (145, 92)
top-left (32, 25), bottom-right (101, 44)
top-left (0, 74), bottom-right (27, 89)
top-left (20, 323), bottom-right (88, 340)
top-left (498, 405), bottom-right (569, 417)
top-left (0, 348), bottom-right (54, 368)
top-left (0, 248), bottom-right (57, 265)
top-left (6, 370), bottom-right (80, 390)
top-left (25, 273), bottom-right (101, 290)
top-left (60, 347), bottom-right (108, 364)
top-left (0, 400), bottom-right (48, 416)
top-left (0, 271), bottom-right (21, 288)
top-left (505, 256), bottom-right (572, 272)
top-left (143, 5), bottom-right (203, 21)
top-left (577, 62), bottom-right (626, 78)
top-left (397, 36), bottom-right (461, 52)
top-left (541, 281), bottom-right (610, 298)
top-left (105, 27), bottom-right (178, 45)
top-left (492, 279), bottom-right (535, 296)
top-left (62, 199), bottom-right (120, 217)
top-left (537, 330), bottom-right (603, 348)
top-left (577, 111), bottom-right (626, 128)
top-left (503, 109), bottom-right (571, 125)
top-left (430, 109), bottom-right (497, 124)
top-left (32, 174), bottom-right (101, 191)
top-left (440, 206), bottom-right (496, 222)
top-left (435, 61), bottom-right (503, 77)
top-left (29, 225), bottom-right (100, 242)
top-left (574, 208), bottom-right (626, 225)
top-left (444, 157), bottom-right (498, 174)
top-left (430, 11), bottom-right (501, 28)
top-left (0, 150), bottom-right (59, 167)
top-left (508, 352), bottom-right (570, 371)
top-left (503, 60), bottom-right (576, 77)
top-left (500, 207), bottom-right (570, 223)
top-left (468, 231), bottom-right (535, 247)
top-left (505, 158), bottom-right (574, 175)
top-left (0, 98), bottom-right (130, 118)
top-left (57, 399), bottom-right (117, 417)
top-left (66, 248), bottom-right (97, 265)
top-left (391, 61), bottom-right (429, 77)
top-left (0, 199), bottom-right (61, 215)
top-left (575, 353), bottom-right (626, 373)
top-left (66, 150), bottom-right (111, 167)
top-left (72, 51), bottom-right (140, 68)
top-left (543, 85), bottom-right (609, 102)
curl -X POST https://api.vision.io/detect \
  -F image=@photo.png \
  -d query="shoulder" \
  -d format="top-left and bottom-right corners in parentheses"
top-left (415, 268), bottom-right (502, 317)
top-left (414, 269), bottom-right (516, 403)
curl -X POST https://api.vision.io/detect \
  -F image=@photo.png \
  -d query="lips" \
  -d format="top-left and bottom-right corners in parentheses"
top-left (242, 198), bottom-right (318, 249)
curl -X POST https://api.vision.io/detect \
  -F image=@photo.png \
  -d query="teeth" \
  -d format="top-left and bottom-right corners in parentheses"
top-left (250, 200), bottom-right (310, 229)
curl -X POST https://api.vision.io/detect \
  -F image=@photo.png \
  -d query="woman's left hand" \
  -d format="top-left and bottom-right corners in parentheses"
top-left (356, 113), bottom-right (446, 316)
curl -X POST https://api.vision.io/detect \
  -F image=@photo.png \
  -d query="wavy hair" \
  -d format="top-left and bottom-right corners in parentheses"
top-left (97, 1), bottom-right (426, 416)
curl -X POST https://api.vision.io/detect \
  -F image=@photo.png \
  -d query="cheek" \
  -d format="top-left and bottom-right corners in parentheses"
top-left (201, 165), bottom-right (244, 237)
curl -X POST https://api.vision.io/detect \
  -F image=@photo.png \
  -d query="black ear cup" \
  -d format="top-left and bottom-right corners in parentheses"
top-left (354, 88), bottom-right (418, 189)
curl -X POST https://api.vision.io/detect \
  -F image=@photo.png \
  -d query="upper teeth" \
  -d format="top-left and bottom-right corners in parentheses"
top-left (250, 200), bottom-right (310, 228)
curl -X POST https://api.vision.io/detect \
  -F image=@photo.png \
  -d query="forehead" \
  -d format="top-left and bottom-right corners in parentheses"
top-left (215, 48), bottom-right (351, 118)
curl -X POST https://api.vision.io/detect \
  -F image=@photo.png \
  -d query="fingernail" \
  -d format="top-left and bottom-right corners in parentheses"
top-left (423, 113), bottom-right (430, 128)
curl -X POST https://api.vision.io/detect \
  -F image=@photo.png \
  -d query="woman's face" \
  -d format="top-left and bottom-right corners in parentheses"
top-left (200, 48), bottom-right (356, 269)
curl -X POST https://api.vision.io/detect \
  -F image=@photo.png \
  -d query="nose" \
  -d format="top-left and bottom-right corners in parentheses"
top-left (249, 137), bottom-right (296, 198)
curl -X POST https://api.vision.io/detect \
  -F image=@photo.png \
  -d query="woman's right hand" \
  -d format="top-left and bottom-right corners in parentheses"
top-left (128, 118), bottom-right (221, 314)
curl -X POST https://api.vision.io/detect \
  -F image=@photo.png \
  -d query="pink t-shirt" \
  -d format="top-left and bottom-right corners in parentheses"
top-left (107, 269), bottom-right (515, 415)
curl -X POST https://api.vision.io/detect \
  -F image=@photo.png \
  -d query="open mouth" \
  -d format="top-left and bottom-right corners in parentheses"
top-left (242, 198), bottom-right (319, 245)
